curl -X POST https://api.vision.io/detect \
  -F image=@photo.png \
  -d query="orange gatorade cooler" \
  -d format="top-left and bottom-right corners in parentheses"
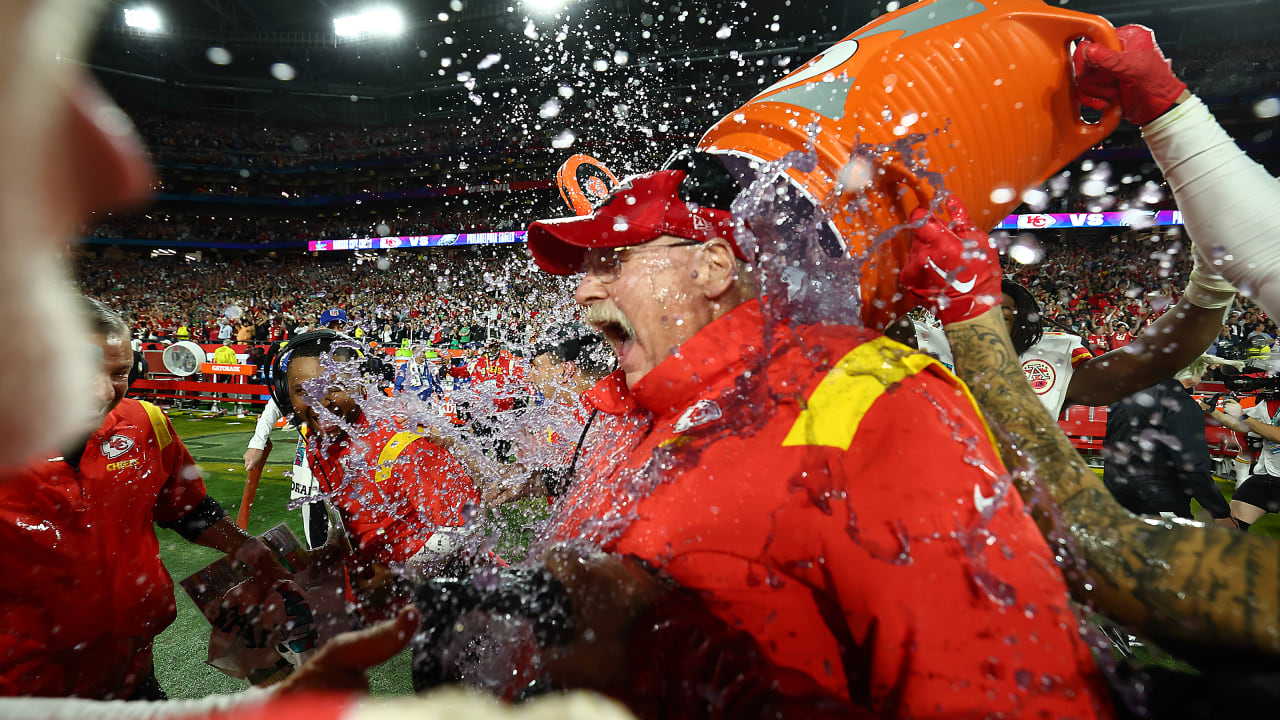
top-left (697, 0), bottom-right (1122, 329)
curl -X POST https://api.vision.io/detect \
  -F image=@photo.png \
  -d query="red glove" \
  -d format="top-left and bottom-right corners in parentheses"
top-left (1073, 25), bottom-right (1188, 126)
top-left (900, 195), bottom-right (1002, 326)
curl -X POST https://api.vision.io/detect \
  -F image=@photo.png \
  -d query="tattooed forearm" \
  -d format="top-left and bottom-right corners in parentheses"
top-left (944, 308), bottom-right (1280, 657)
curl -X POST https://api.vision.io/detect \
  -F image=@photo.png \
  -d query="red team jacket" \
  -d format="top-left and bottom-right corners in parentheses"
top-left (547, 300), bottom-right (1113, 719)
top-left (0, 399), bottom-right (210, 698)
top-left (306, 414), bottom-right (478, 568)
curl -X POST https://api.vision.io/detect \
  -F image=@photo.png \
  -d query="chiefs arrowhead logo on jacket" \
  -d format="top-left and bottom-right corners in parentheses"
top-left (100, 434), bottom-right (135, 460)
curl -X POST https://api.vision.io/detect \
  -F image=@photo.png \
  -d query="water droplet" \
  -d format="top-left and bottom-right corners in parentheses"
top-left (205, 47), bottom-right (232, 65)
top-left (539, 99), bottom-right (562, 118)
top-left (1008, 234), bottom-right (1044, 265)
top-left (551, 130), bottom-right (576, 149)
top-left (989, 186), bottom-right (1016, 204)
top-left (1080, 179), bottom-right (1107, 197)
top-left (1253, 97), bottom-right (1280, 119)
top-left (1021, 188), bottom-right (1049, 211)
top-left (270, 63), bottom-right (296, 81)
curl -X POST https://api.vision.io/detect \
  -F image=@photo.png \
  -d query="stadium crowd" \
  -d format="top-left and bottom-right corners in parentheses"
top-left (133, 109), bottom-right (700, 172)
top-left (77, 229), bottom-right (1280, 369)
top-left (121, 45), bottom-right (1276, 171)
top-left (75, 247), bottom-right (575, 353)
top-left (85, 195), bottom-right (544, 244)
top-left (1004, 233), bottom-right (1278, 359)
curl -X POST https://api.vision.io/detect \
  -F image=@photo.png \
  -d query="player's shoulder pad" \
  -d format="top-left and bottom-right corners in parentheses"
top-left (137, 400), bottom-right (174, 450)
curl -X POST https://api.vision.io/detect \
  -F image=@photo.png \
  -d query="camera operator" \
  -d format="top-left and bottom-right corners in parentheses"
top-left (1205, 396), bottom-right (1280, 530)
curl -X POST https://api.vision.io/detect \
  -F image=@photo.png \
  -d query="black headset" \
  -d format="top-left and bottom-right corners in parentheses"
top-left (269, 329), bottom-right (366, 424)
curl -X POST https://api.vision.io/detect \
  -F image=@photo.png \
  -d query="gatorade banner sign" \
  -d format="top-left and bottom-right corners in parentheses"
top-left (202, 363), bottom-right (257, 376)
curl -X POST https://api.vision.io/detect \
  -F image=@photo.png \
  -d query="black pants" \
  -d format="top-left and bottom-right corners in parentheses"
top-left (1102, 474), bottom-right (1193, 518)
top-left (1234, 473), bottom-right (1280, 513)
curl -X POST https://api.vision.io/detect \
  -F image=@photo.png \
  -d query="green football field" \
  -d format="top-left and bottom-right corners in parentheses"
top-left (154, 411), bottom-right (1280, 698)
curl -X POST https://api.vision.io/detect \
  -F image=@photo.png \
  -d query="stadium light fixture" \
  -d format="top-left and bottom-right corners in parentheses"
top-left (123, 6), bottom-right (164, 33)
top-left (333, 7), bottom-right (406, 40)
top-left (524, 0), bottom-right (567, 13)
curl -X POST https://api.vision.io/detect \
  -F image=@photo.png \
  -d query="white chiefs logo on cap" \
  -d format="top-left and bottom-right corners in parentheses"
top-left (100, 434), bottom-right (135, 459)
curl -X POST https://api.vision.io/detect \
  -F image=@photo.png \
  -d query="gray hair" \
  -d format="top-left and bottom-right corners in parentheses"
top-left (81, 296), bottom-right (130, 340)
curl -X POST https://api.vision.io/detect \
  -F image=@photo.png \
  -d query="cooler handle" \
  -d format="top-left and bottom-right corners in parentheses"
top-left (1013, 9), bottom-right (1125, 173)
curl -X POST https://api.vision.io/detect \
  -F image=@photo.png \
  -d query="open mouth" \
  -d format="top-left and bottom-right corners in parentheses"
top-left (595, 319), bottom-right (633, 351)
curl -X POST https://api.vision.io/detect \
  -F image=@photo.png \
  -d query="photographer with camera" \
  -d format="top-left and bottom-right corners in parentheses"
top-left (1204, 396), bottom-right (1280, 531)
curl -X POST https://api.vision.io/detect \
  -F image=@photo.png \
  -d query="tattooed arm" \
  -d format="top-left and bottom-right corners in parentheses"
top-left (945, 307), bottom-right (1280, 658)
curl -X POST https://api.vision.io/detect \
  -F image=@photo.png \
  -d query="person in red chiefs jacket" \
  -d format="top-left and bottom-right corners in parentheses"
top-left (522, 162), bottom-right (1114, 719)
top-left (0, 298), bottom-right (289, 700)
top-left (273, 331), bottom-right (479, 616)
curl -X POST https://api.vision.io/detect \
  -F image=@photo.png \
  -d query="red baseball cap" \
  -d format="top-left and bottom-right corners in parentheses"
top-left (527, 169), bottom-right (744, 276)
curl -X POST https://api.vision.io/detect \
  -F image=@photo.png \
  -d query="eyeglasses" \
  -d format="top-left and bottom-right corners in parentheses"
top-left (580, 240), bottom-right (703, 283)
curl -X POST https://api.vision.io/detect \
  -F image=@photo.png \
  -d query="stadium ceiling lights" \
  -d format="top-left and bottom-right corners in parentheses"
top-left (524, 0), bottom-right (568, 13)
top-left (122, 6), bottom-right (163, 33)
top-left (333, 7), bottom-right (406, 40)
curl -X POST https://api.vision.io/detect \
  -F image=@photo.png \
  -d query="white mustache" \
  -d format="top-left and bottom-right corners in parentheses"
top-left (583, 303), bottom-right (636, 340)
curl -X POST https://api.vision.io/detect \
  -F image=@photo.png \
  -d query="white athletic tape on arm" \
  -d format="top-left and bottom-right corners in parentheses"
top-left (1144, 96), bottom-right (1280, 316)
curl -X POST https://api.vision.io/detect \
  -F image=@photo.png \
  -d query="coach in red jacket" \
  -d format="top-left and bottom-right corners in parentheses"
top-left (0, 298), bottom-right (287, 700)
top-left (525, 167), bottom-right (1114, 719)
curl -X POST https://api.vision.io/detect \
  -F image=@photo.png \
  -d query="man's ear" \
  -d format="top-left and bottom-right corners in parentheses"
top-left (697, 237), bottom-right (739, 301)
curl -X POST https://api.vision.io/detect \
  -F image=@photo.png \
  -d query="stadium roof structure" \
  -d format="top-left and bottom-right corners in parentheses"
top-left (88, 0), bottom-right (1276, 124)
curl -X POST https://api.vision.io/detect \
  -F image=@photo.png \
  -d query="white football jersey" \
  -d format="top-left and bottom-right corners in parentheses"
top-left (1019, 332), bottom-right (1092, 417)
top-left (1244, 402), bottom-right (1280, 477)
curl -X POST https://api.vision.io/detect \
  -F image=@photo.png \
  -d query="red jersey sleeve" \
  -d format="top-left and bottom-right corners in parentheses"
top-left (1071, 345), bottom-right (1094, 368)
top-left (139, 402), bottom-right (211, 525)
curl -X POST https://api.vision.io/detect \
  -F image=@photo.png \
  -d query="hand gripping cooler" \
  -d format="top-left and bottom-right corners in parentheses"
top-left (697, 0), bottom-right (1122, 329)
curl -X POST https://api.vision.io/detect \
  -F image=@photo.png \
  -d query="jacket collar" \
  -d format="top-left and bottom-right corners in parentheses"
top-left (585, 299), bottom-right (766, 419)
